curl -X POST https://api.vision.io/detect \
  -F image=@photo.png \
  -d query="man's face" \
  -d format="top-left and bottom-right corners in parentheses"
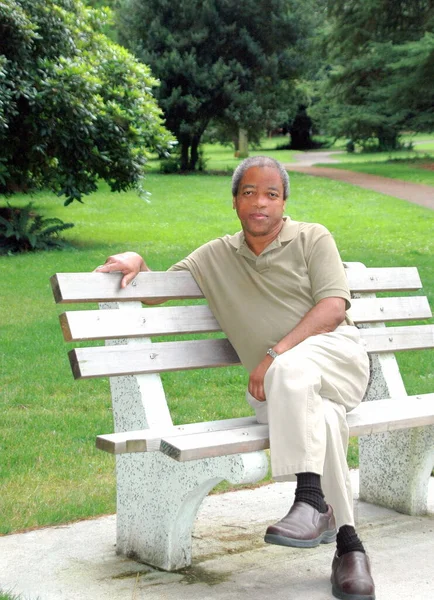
top-left (233, 166), bottom-right (286, 238)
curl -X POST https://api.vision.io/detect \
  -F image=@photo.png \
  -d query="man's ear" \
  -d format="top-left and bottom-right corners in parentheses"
top-left (232, 196), bottom-right (236, 209)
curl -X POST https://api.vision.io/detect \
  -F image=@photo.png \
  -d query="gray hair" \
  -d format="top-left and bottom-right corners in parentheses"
top-left (231, 156), bottom-right (290, 200)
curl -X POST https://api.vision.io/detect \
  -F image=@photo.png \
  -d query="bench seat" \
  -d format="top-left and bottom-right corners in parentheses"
top-left (96, 393), bottom-right (434, 460)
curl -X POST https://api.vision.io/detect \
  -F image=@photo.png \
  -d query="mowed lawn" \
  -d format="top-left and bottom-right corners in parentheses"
top-left (1, 165), bottom-right (433, 534)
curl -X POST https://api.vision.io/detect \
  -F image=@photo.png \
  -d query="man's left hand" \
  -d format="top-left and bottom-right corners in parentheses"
top-left (248, 355), bottom-right (274, 402)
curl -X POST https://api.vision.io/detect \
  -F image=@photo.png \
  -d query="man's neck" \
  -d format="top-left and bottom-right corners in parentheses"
top-left (244, 220), bottom-right (285, 256)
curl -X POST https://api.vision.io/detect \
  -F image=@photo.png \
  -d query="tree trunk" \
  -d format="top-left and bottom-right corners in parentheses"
top-left (180, 139), bottom-right (190, 171)
top-left (289, 108), bottom-right (314, 150)
top-left (238, 128), bottom-right (249, 158)
top-left (233, 135), bottom-right (239, 155)
top-left (377, 129), bottom-right (399, 151)
top-left (189, 135), bottom-right (200, 171)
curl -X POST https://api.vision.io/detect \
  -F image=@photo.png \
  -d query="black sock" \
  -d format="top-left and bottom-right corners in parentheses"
top-left (336, 525), bottom-right (366, 556)
top-left (295, 472), bottom-right (327, 513)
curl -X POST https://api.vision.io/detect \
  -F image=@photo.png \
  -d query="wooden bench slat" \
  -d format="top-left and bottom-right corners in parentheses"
top-left (59, 305), bottom-right (220, 342)
top-left (68, 325), bottom-right (434, 379)
top-left (69, 338), bottom-right (240, 379)
top-left (96, 416), bottom-right (258, 454)
top-left (157, 394), bottom-right (434, 461)
top-left (59, 296), bottom-right (432, 341)
top-left (360, 324), bottom-right (434, 353)
top-left (51, 271), bottom-right (203, 303)
top-left (51, 266), bottom-right (423, 304)
top-left (350, 296), bottom-right (431, 323)
top-left (345, 266), bottom-right (422, 292)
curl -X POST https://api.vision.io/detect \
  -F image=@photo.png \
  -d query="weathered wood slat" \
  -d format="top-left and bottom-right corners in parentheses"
top-left (96, 416), bottom-right (258, 454)
top-left (68, 325), bottom-right (434, 379)
top-left (59, 305), bottom-right (220, 341)
top-left (60, 296), bottom-right (432, 341)
top-left (51, 266), bottom-right (422, 305)
top-left (350, 296), bottom-right (431, 323)
top-left (345, 266), bottom-right (422, 292)
top-left (69, 338), bottom-right (240, 379)
top-left (157, 394), bottom-right (434, 461)
top-left (50, 271), bottom-right (203, 303)
top-left (360, 324), bottom-right (434, 353)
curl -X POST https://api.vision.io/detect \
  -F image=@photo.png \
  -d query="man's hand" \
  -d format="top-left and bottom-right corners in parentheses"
top-left (248, 354), bottom-right (274, 402)
top-left (94, 252), bottom-right (149, 288)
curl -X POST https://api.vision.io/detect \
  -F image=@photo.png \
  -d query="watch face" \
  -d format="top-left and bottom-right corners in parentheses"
top-left (267, 348), bottom-right (278, 359)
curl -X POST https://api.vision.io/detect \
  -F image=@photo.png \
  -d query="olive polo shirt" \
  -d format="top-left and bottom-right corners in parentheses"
top-left (169, 218), bottom-right (352, 372)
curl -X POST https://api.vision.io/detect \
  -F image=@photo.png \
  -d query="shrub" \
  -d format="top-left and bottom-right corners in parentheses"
top-left (0, 203), bottom-right (74, 254)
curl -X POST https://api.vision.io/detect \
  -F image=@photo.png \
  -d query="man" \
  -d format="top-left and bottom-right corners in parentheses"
top-left (96, 156), bottom-right (375, 600)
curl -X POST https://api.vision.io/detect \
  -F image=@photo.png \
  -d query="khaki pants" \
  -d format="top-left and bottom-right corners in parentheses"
top-left (246, 326), bottom-right (370, 528)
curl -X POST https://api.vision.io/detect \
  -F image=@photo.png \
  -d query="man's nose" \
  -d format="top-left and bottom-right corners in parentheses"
top-left (254, 193), bottom-right (268, 207)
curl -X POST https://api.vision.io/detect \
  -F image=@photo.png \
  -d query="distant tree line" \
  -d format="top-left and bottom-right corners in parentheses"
top-left (1, 0), bottom-right (433, 200)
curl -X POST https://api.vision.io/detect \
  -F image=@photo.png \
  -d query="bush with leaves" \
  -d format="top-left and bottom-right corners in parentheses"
top-left (0, 0), bottom-right (173, 205)
top-left (0, 203), bottom-right (74, 254)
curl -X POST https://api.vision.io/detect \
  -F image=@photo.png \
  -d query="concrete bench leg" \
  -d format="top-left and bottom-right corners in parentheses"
top-left (115, 450), bottom-right (268, 570)
top-left (359, 352), bottom-right (434, 515)
top-left (360, 427), bottom-right (434, 515)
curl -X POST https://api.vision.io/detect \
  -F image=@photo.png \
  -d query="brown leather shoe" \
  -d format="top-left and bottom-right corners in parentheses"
top-left (331, 551), bottom-right (375, 600)
top-left (264, 501), bottom-right (337, 548)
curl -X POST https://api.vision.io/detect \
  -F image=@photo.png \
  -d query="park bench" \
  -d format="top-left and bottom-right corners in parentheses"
top-left (50, 262), bottom-right (434, 571)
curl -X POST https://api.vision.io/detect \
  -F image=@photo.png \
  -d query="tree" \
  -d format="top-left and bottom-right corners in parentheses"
top-left (0, 0), bottom-right (173, 205)
top-left (311, 0), bottom-right (434, 149)
top-left (116, 0), bottom-right (312, 170)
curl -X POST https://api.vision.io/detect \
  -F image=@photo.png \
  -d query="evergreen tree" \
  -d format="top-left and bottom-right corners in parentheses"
top-left (117, 0), bottom-right (312, 170)
top-left (312, 0), bottom-right (434, 149)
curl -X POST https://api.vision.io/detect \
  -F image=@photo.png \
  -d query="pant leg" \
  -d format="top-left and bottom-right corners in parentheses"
top-left (321, 398), bottom-right (356, 528)
top-left (251, 326), bottom-right (369, 527)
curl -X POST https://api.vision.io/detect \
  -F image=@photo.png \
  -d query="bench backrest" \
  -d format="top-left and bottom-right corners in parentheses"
top-left (51, 262), bottom-right (433, 430)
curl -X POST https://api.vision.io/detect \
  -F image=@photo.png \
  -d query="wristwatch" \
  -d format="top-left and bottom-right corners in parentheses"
top-left (266, 348), bottom-right (279, 360)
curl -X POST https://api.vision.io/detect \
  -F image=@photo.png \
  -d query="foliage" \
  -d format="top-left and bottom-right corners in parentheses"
top-left (0, 203), bottom-right (74, 253)
top-left (0, 0), bottom-right (173, 205)
top-left (116, 0), bottom-right (313, 170)
top-left (311, 0), bottom-right (434, 149)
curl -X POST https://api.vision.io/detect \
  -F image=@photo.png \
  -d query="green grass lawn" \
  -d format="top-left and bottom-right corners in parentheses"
top-left (314, 134), bottom-right (434, 185)
top-left (147, 135), bottom-right (298, 173)
top-left (1, 158), bottom-right (433, 536)
top-left (318, 158), bottom-right (434, 186)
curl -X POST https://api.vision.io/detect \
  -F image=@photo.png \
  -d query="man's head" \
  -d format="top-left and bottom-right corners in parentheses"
top-left (232, 156), bottom-right (290, 201)
top-left (231, 157), bottom-right (288, 252)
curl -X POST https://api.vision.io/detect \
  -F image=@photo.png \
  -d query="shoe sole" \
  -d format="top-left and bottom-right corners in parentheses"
top-left (264, 528), bottom-right (337, 548)
top-left (331, 583), bottom-right (375, 600)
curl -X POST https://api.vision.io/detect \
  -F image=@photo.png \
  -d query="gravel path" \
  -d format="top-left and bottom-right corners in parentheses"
top-left (285, 151), bottom-right (434, 210)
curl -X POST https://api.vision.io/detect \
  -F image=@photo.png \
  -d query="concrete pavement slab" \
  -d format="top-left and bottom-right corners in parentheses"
top-left (0, 471), bottom-right (433, 600)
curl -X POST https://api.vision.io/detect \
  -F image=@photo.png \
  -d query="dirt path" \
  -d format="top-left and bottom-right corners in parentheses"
top-left (284, 150), bottom-right (434, 210)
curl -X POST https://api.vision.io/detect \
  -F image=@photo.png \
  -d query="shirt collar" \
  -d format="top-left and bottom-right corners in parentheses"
top-left (228, 217), bottom-right (300, 252)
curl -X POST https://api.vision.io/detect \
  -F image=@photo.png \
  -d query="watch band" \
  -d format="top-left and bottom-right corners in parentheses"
top-left (266, 348), bottom-right (279, 360)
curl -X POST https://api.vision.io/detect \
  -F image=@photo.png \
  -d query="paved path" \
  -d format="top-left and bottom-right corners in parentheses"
top-left (1, 472), bottom-right (433, 600)
top-left (285, 151), bottom-right (434, 210)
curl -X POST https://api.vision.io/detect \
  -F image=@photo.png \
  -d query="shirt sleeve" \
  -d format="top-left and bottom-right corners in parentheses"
top-left (306, 228), bottom-right (351, 310)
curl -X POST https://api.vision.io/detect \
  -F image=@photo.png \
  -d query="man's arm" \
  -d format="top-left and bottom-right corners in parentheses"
top-left (248, 296), bottom-right (346, 402)
top-left (94, 252), bottom-right (166, 305)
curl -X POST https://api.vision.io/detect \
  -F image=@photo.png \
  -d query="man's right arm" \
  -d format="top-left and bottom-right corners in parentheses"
top-left (94, 252), bottom-right (165, 305)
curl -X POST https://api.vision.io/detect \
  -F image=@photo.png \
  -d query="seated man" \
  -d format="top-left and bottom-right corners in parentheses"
top-left (96, 156), bottom-right (375, 600)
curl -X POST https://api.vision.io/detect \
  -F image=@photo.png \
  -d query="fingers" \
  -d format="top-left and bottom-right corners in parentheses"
top-left (93, 257), bottom-right (118, 273)
top-left (120, 272), bottom-right (137, 289)
top-left (248, 382), bottom-right (266, 402)
top-left (93, 253), bottom-right (144, 288)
